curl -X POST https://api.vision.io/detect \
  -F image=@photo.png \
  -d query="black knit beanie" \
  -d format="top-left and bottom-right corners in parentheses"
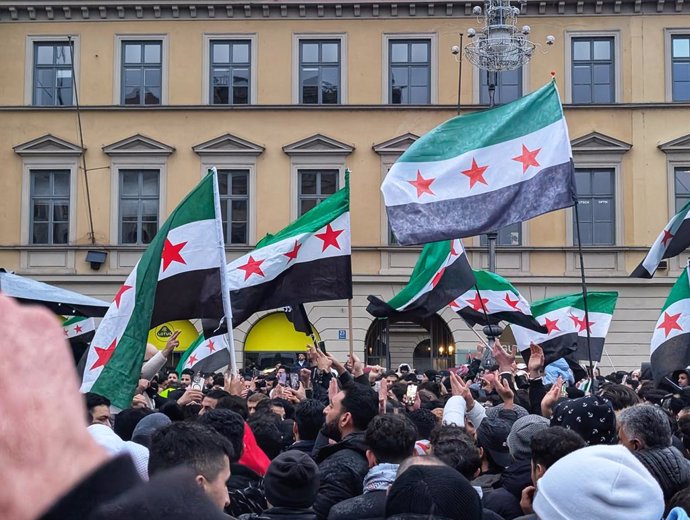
top-left (385, 465), bottom-right (482, 520)
top-left (634, 446), bottom-right (690, 500)
top-left (264, 451), bottom-right (319, 509)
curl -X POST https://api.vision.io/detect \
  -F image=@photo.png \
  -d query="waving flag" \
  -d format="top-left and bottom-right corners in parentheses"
top-left (81, 172), bottom-right (230, 408)
top-left (177, 333), bottom-right (231, 374)
top-left (382, 81), bottom-right (575, 245)
top-left (366, 239), bottom-right (475, 321)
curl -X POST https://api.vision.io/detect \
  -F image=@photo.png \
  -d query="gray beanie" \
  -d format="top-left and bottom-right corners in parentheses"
top-left (486, 403), bottom-right (529, 420)
top-left (507, 414), bottom-right (549, 460)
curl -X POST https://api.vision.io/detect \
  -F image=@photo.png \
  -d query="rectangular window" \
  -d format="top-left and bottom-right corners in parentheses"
top-left (480, 224), bottom-right (522, 246)
top-left (298, 169), bottom-right (339, 216)
top-left (389, 39), bottom-right (431, 104)
top-left (299, 40), bottom-right (340, 104)
top-left (573, 168), bottom-right (615, 246)
top-left (672, 35), bottom-right (690, 102)
top-left (119, 169), bottom-right (159, 244)
top-left (33, 42), bottom-right (73, 106)
top-left (30, 169), bottom-right (70, 244)
top-left (675, 167), bottom-right (690, 212)
top-left (479, 68), bottom-right (522, 105)
top-left (571, 37), bottom-right (615, 104)
top-left (217, 169), bottom-right (249, 244)
top-left (121, 41), bottom-right (162, 105)
top-left (210, 40), bottom-right (251, 105)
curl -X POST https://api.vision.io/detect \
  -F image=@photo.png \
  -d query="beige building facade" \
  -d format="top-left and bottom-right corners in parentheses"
top-left (1, 0), bottom-right (690, 372)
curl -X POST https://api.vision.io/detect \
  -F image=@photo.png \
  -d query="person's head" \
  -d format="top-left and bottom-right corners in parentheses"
top-left (276, 366), bottom-right (288, 378)
top-left (131, 412), bottom-right (172, 448)
top-left (216, 394), bottom-right (249, 420)
top-left (85, 392), bottom-right (111, 427)
top-left (430, 426), bottom-right (481, 481)
top-left (148, 422), bottom-right (233, 510)
top-left (294, 399), bottom-right (325, 441)
top-left (386, 462), bottom-right (482, 520)
top-left (167, 372), bottom-right (179, 384)
top-left (534, 445), bottom-right (664, 520)
top-left (476, 418), bottom-right (514, 470)
top-left (364, 414), bottom-right (417, 467)
top-left (270, 398), bottom-right (294, 420)
top-left (551, 395), bottom-right (617, 445)
top-left (114, 407), bottom-right (152, 441)
top-left (398, 363), bottom-right (411, 375)
top-left (676, 370), bottom-right (690, 388)
top-left (247, 392), bottom-right (269, 415)
top-left (618, 404), bottom-right (673, 451)
top-left (384, 370), bottom-right (399, 387)
top-left (297, 352), bottom-right (307, 363)
top-left (212, 373), bottom-right (225, 388)
top-left (529, 425), bottom-right (586, 484)
top-left (506, 414), bottom-right (550, 462)
top-left (247, 415), bottom-right (283, 459)
top-left (669, 486), bottom-right (690, 516)
top-left (322, 383), bottom-right (378, 442)
top-left (598, 383), bottom-right (641, 412)
top-left (263, 451), bottom-right (319, 508)
top-left (197, 409), bottom-right (245, 463)
top-left (180, 368), bottom-right (194, 388)
top-left (407, 408), bottom-right (438, 440)
top-left (199, 389), bottom-right (231, 416)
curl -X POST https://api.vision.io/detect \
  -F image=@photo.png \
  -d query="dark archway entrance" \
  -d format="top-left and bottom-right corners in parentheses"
top-left (365, 314), bottom-right (455, 371)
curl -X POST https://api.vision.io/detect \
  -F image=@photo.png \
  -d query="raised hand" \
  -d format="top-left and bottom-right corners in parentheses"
top-left (527, 342), bottom-right (545, 378)
top-left (492, 338), bottom-right (515, 373)
top-left (541, 375), bottom-right (563, 418)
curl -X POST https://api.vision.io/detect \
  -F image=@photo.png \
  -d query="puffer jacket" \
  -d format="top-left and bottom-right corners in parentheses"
top-left (239, 507), bottom-right (317, 520)
top-left (226, 463), bottom-right (267, 518)
top-left (482, 459), bottom-right (532, 520)
top-left (313, 431), bottom-right (369, 520)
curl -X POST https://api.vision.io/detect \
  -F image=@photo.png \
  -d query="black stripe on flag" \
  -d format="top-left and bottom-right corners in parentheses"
top-left (651, 332), bottom-right (690, 383)
top-left (457, 307), bottom-right (547, 333)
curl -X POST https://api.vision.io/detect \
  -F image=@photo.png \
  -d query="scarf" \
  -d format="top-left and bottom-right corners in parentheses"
top-left (363, 463), bottom-right (398, 493)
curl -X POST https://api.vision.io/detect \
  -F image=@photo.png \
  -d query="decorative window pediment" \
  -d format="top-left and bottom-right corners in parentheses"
top-left (659, 134), bottom-right (690, 154)
top-left (102, 134), bottom-right (175, 157)
top-left (13, 134), bottom-right (84, 157)
top-left (282, 134), bottom-right (354, 156)
top-left (570, 132), bottom-right (631, 155)
top-left (192, 134), bottom-right (265, 156)
top-left (373, 133), bottom-right (419, 156)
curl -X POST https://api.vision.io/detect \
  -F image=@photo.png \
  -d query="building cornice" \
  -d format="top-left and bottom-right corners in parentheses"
top-left (1, 0), bottom-right (689, 23)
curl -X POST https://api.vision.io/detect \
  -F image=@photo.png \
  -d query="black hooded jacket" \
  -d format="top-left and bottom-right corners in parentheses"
top-left (482, 459), bottom-right (532, 520)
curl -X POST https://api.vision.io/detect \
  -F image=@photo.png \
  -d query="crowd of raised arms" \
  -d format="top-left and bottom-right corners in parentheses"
top-left (5, 293), bottom-right (690, 520)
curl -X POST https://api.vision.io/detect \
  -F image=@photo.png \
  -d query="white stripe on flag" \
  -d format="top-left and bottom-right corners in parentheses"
top-left (650, 299), bottom-right (690, 354)
top-left (159, 219), bottom-right (222, 281)
top-left (513, 309), bottom-right (612, 350)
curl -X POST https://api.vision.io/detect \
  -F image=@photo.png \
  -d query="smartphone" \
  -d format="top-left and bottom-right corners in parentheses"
top-left (289, 373), bottom-right (299, 390)
top-left (318, 340), bottom-right (327, 354)
top-left (191, 375), bottom-right (204, 391)
top-left (405, 384), bottom-right (418, 405)
top-left (278, 372), bottom-right (287, 386)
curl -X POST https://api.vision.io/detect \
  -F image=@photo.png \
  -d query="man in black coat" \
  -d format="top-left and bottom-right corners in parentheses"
top-left (328, 414), bottom-right (417, 520)
top-left (288, 399), bottom-right (325, 456)
top-left (312, 382), bottom-right (379, 520)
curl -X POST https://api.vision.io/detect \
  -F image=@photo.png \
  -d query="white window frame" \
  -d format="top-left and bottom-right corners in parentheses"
top-left (472, 63), bottom-right (530, 105)
top-left (202, 33), bottom-right (258, 105)
top-left (382, 33), bottom-right (438, 104)
top-left (564, 31), bottom-right (621, 104)
top-left (113, 34), bottom-right (169, 105)
top-left (665, 28), bottom-right (690, 102)
top-left (109, 155), bottom-right (167, 246)
top-left (292, 33), bottom-right (348, 105)
top-left (290, 157), bottom-right (347, 220)
top-left (25, 35), bottom-right (80, 105)
top-left (199, 159), bottom-right (257, 245)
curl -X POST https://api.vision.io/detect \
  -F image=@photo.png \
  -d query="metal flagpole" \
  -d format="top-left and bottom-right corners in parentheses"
top-left (211, 168), bottom-right (238, 375)
top-left (348, 299), bottom-right (354, 355)
top-left (574, 195), bottom-right (595, 379)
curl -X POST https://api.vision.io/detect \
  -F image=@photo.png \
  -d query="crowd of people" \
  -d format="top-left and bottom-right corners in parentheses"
top-left (4, 293), bottom-right (690, 520)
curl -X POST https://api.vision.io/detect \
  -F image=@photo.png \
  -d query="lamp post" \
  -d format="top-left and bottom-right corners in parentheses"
top-left (455, 0), bottom-right (554, 346)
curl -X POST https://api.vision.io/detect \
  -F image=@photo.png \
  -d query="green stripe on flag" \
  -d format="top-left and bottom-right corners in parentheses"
top-left (176, 333), bottom-right (205, 373)
top-left (257, 171), bottom-right (349, 248)
top-left (397, 81), bottom-right (562, 163)
top-left (388, 240), bottom-right (451, 309)
top-left (663, 268), bottom-right (690, 311)
top-left (531, 291), bottom-right (618, 317)
top-left (63, 315), bottom-right (89, 327)
top-left (92, 173), bottom-right (216, 408)
top-left (474, 270), bottom-right (519, 295)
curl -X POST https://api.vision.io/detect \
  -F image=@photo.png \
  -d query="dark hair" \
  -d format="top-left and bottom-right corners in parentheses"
top-left (114, 407), bottom-right (152, 441)
top-left (430, 426), bottom-right (480, 481)
top-left (669, 486), bottom-right (690, 514)
top-left (85, 392), bottom-right (111, 411)
top-left (407, 408), bottom-right (438, 440)
top-left (294, 399), bottom-right (325, 441)
top-left (148, 422), bottom-right (233, 479)
top-left (248, 415), bottom-right (283, 459)
top-left (341, 383), bottom-right (379, 431)
top-left (181, 368), bottom-right (195, 377)
top-left (216, 395), bottom-right (249, 420)
top-left (530, 426), bottom-right (586, 469)
top-left (365, 415), bottom-right (417, 464)
top-left (213, 373), bottom-right (225, 387)
top-left (198, 409), bottom-right (245, 462)
top-left (271, 398), bottom-right (295, 420)
top-left (383, 371), bottom-right (399, 380)
top-left (390, 382), bottom-right (408, 402)
top-left (205, 389), bottom-right (231, 401)
top-left (254, 399), bottom-right (274, 416)
top-left (597, 383), bottom-right (640, 411)
top-left (419, 382), bottom-right (441, 399)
